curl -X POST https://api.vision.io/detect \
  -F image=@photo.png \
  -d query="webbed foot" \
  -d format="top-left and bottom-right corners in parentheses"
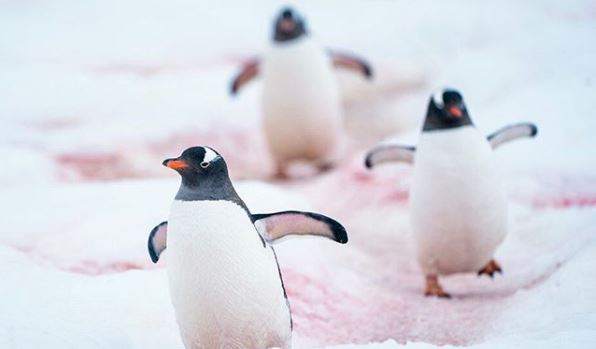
top-left (478, 259), bottom-right (503, 278)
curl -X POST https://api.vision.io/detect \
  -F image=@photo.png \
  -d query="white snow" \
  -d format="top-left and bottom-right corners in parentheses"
top-left (1, 0), bottom-right (596, 348)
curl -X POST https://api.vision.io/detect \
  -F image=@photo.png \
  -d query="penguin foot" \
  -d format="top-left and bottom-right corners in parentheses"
top-left (424, 274), bottom-right (451, 298)
top-left (272, 164), bottom-right (289, 181)
top-left (478, 259), bottom-right (503, 278)
top-left (316, 162), bottom-right (335, 173)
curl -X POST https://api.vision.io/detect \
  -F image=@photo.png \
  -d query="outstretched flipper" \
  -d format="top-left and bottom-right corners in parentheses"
top-left (364, 144), bottom-right (416, 168)
top-left (230, 58), bottom-right (260, 95)
top-left (148, 221), bottom-right (168, 263)
top-left (252, 211), bottom-right (348, 244)
top-left (487, 122), bottom-right (538, 149)
top-left (329, 50), bottom-right (373, 79)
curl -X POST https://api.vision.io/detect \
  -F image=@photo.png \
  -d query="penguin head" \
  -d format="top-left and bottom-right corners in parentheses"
top-left (273, 7), bottom-right (307, 42)
top-left (163, 146), bottom-right (228, 188)
top-left (423, 88), bottom-right (473, 131)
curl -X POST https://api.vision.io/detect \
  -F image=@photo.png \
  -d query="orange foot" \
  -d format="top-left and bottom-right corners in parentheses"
top-left (424, 274), bottom-right (451, 298)
top-left (478, 259), bottom-right (503, 278)
top-left (316, 162), bottom-right (335, 173)
top-left (272, 164), bottom-right (289, 181)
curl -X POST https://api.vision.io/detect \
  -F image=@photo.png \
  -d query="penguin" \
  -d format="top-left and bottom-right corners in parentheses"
top-left (147, 146), bottom-right (348, 348)
top-left (364, 88), bottom-right (538, 298)
top-left (230, 7), bottom-right (373, 179)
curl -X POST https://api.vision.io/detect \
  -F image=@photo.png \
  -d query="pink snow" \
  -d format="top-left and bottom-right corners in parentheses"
top-left (1, 0), bottom-right (596, 348)
top-left (4, 137), bottom-right (595, 347)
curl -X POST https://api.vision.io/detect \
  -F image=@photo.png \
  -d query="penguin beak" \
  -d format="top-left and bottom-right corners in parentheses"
top-left (163, 158), bottom-right (189, 170)
top-left (279, 18), bottom-right (296, 32)
top-left (447, 104), bottom-right (464, 118)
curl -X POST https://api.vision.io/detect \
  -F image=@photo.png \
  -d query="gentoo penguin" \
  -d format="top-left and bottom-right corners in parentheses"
top-left (147, 146), bottom-right (348, 348)
top-left (230, 7), bottom-right (373, 179)
top-left (364, 88), bottom-right (538, 298)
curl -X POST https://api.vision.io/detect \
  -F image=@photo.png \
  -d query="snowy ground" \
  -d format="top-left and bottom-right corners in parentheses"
top-left (1, 0), bottom-right (596, 348)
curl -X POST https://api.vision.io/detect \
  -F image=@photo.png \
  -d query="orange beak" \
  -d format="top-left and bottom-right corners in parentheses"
top-left (448, 105), bottom-right (463, 118)
top-left (280, 18), bottom-right (296, 32)
top-left (163, 158), bottom-right (189, 170)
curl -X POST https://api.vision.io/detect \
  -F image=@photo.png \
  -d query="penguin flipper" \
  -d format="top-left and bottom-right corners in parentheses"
top-left (230, 58), bottom-right (260, 95)
top-left (252, 211), bottom-right (348, 244)
top-left (364, 144), bottom-right (415, 168)
top-left (487, 122), bottom-right (538, 149)
top-left (329, 50), bottom-right (373, 79)
top-left (148, 221), bottom-right (168, 263)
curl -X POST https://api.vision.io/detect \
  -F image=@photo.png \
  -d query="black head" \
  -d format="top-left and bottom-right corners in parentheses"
top-left (423, 88), bottom-right (474, 132)
top-left (273, 7), bottom-right (307, 43)
top-left (163, 146), bottom-right (241, 203)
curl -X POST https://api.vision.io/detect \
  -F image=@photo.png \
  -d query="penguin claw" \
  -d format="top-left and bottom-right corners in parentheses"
top-left (316, 162), bottom-right (335, 174)
top-left (425, 289), bottom-right (452, 299)
top-left (478, 260), bottom-right (503, 278)
top-left (272, 165), bottom-right (289, 181)
top-left (424, 274), bottom-right (451, 299)
top-left (272, 172), bottom-right (289, 181)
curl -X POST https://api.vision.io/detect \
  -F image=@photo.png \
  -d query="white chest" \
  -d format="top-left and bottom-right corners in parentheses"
top-left (260, 38), bottom-right (343, 162)
top-left (262, 38), bottom-right (336, 91)
top-left (166, 200), bottom-right (291, 349)
top-left (410, 127), bottom-right (508, 275)
top-left (261, 38), bottom-right (341, 116)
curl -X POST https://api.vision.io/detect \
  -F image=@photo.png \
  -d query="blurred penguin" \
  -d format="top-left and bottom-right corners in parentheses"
top-left (231, 7), bottom-right (373, 179)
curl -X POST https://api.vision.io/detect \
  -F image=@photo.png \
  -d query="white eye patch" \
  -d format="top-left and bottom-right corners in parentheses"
top-left (202, 147), bottom-right (219, 163)
top-left (432, 89), bottom-right (445, 108)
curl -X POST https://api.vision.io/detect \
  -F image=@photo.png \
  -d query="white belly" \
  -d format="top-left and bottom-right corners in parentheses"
top-left (167, 200), bottom-right (291, 349)
top-left (261, 37), bottom-right (343, 163)
top-left (410, 126), bottom-right (508, 275)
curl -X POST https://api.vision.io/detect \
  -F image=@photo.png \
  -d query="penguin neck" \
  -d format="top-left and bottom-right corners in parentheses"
top-left (422, 109), bottom-right (474, 132)
top-left (175, 170), bottom-right (248, 212)
top-left (272, 34), bottom-right (308, 48)
top-left (273, 24), bottom-right (307, 43)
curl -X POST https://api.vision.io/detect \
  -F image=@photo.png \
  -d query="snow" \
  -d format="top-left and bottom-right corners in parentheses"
top-left (1, 0), bottom-right (596, 348)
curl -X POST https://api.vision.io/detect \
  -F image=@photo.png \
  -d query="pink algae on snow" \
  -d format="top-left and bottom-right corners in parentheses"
top-left (38, 128), bottom-right (596, 346)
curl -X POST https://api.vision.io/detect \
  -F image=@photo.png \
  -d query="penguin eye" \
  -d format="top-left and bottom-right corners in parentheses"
top-left (200, 161), bottom-right (210, 169)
